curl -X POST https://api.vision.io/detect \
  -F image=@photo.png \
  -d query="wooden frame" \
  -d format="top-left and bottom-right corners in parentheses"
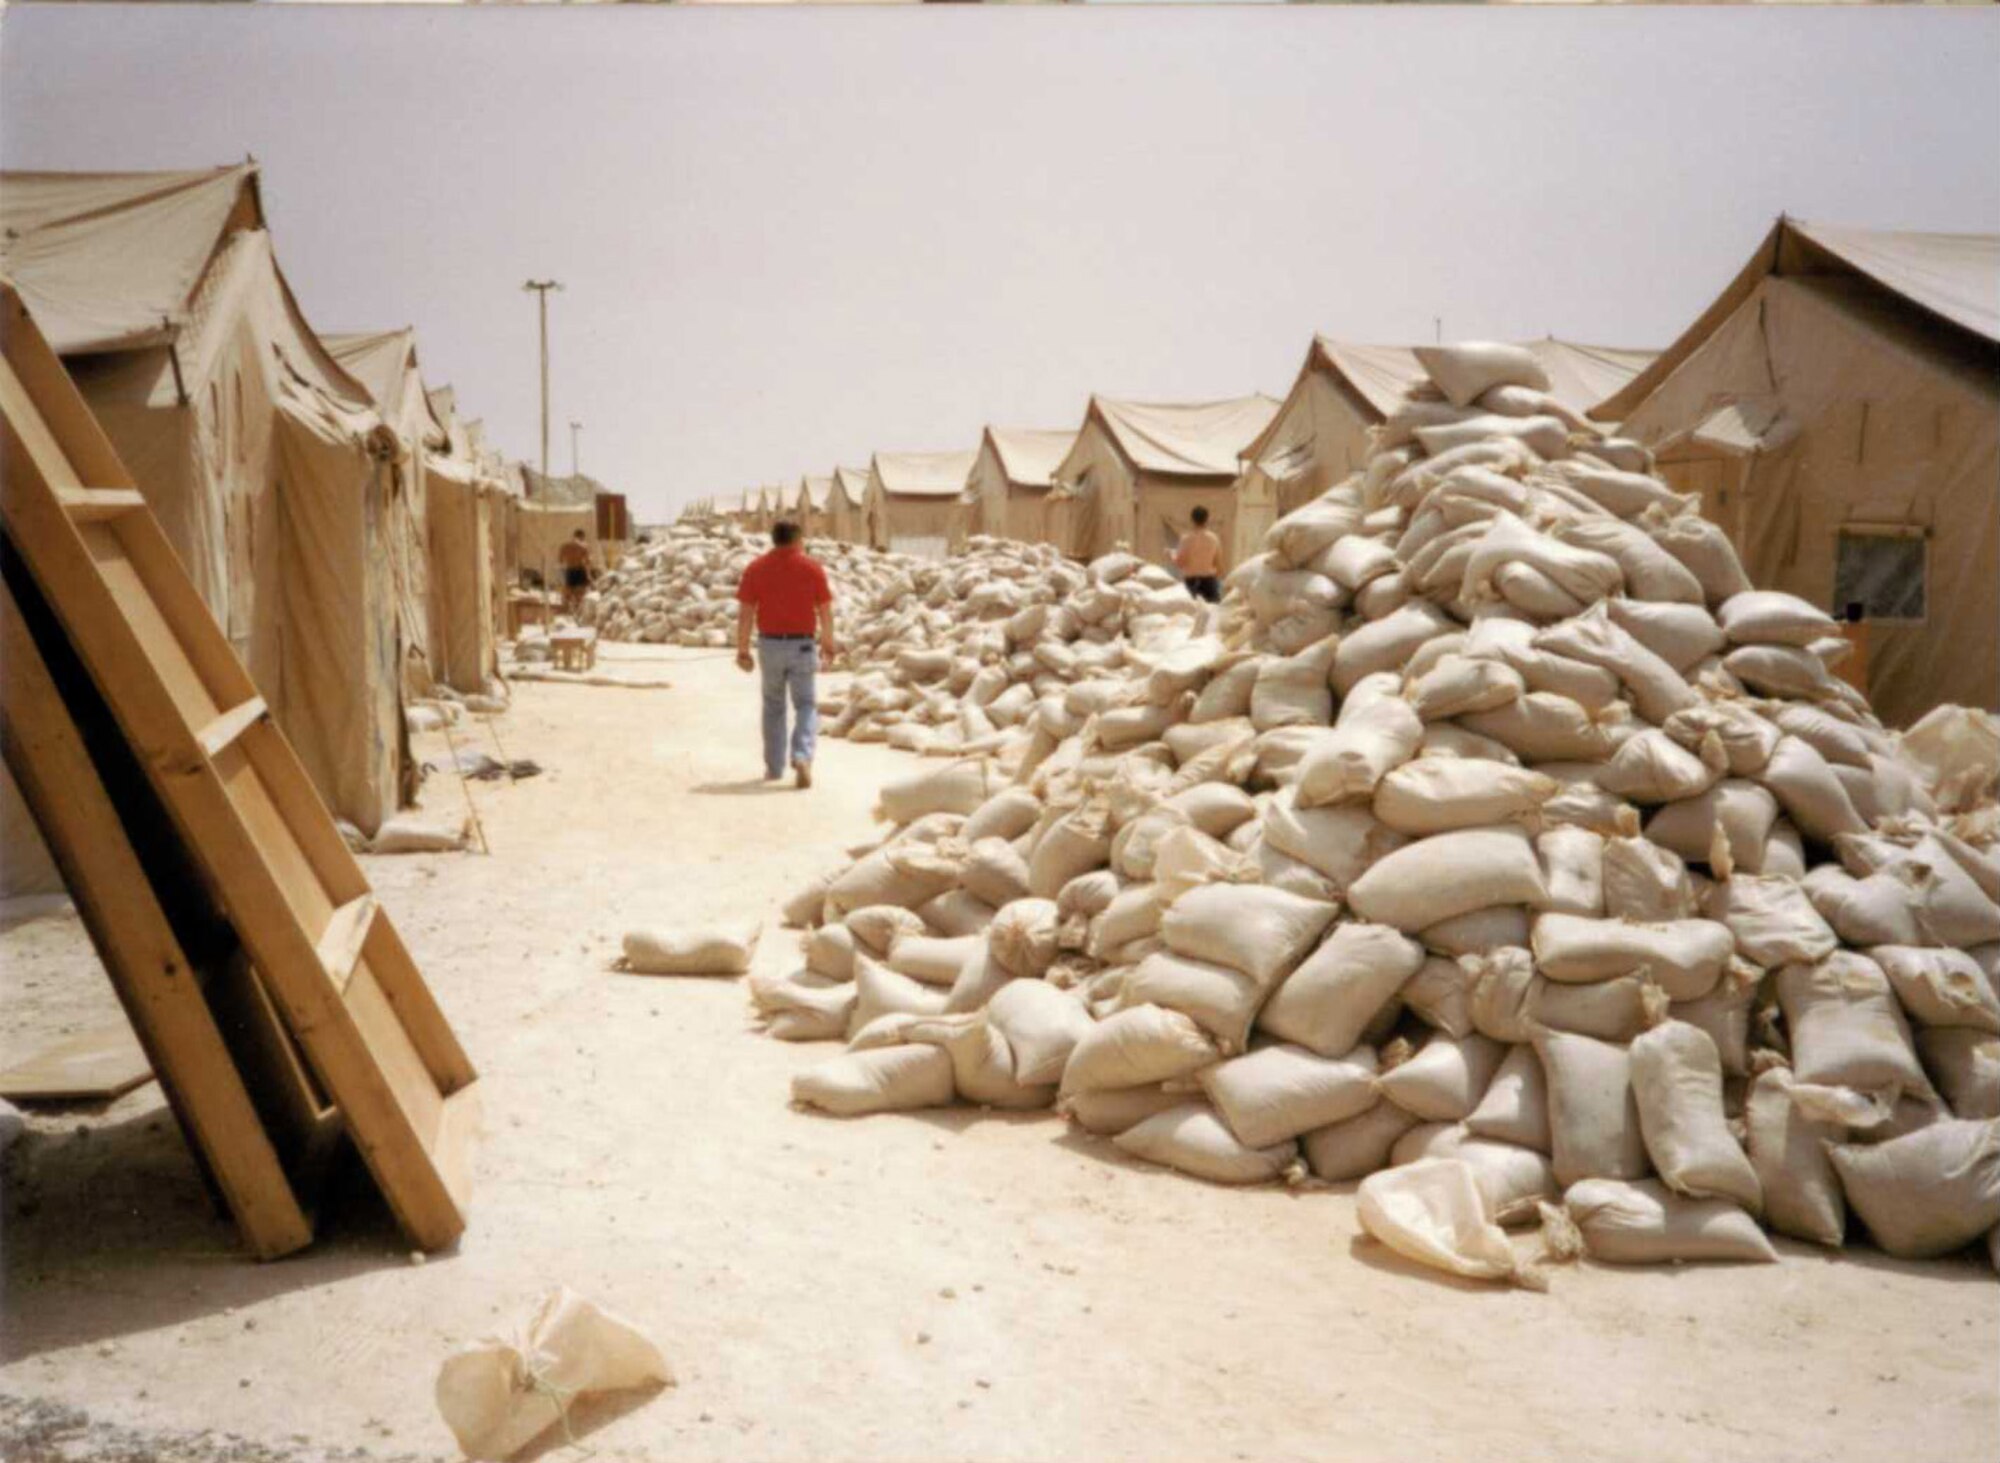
top-left (1, 284), bottom-right (477, 1252)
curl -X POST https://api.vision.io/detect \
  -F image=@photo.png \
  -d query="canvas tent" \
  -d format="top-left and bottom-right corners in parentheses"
top-left (864, 450), bottom-right (978, 558)
top-left (423, 384), bottom-right (503, 693)
top-left (0, 164), bottom-right (407, 841)
top-left (830, 466), bottom-right (869, 544)
top-left (1051, 394), bottom-right (1281, 566)
top-left (796, 474), bottom-right (836, 540)
top-left (1592, 217), bottom-right (2000, 725)
top-left (967, 426), bottom-right (1077, 547)
top-left (1240, 337), bottom-right (1657, 521)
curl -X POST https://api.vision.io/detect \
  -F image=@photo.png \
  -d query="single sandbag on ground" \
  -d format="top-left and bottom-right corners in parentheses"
top-left (1830, 1118), bottom-right (2000, 1258)
top-left (370, 815), bottom-right (470, 855)
top-left (1744, 1066), bottom-right (1848, 1246)
top-left (436, 1287), bottom-right (673, 1462)
top-left (621, 921), bottom-right (760, 976)
top-left (1199, 1043), bottom-right (1380, 1148)
top-left (1357, 1158), bottom-right (1527, 1285)
top-left (1113, 1101), bottom-right (1300, 1185)
top-left (1564, 1178), bottom-right (1776, 1265)
top-left (1628, 1021), bottom-right (1761, 1212)
top-left (792, 1044), bottom-right (956, 1116)
top-left (1389, 1124), bottom-right (1559, 1226)
top-left (1535, 1029), bottom-right (1650, 1187)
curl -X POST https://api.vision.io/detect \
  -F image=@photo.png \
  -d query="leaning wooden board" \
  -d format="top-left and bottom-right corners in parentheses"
top-left (0, 1025), bottom-right (153, 1103)
top-left (0, 284), bottom-right (478, 1252)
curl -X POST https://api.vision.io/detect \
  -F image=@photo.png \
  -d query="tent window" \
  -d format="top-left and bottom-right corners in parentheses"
top-left (1832, 529), bottom-right (1926, 626)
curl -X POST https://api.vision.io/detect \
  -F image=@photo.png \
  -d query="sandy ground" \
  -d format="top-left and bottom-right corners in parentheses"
top-left (3, 643), bottom-right (1995, 1463)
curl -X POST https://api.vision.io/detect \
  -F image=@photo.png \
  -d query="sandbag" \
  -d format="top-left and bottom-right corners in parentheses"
top-left (1388, 1124), bottom-right (1559, 1226)
top-left (1114, 1102), bottom-right (1300, 1185)
top-left (1415, 341), bottom-right (1551, 407)
top-left (1644, 780), bottom-right (1781, 874)
top-left (1357, 1158), bottom-right (1526, 1285)
top-left (1628, 1021), bottom-right (1761, 1211)
top-left (988, 898), bottom-right (1060, 979)
top-left (1707, 874), bottom-right (1839, 967)
top-left (888, 932), bottom-right (982, 987)
top-left (1346, 825), bottom-right (1550, 932)
top-left (1248, 920), bottom-right (1410, 1053)
top-left (1718, 590), bottom-right (1838, 648)
top-left (1537, 825), bottom-right (1606, 917)
top-left (1403, 955), bottom-right (1476, 1038)
top-left (1301, 1099), bottom-right (1421, 1182)
top-left (1830, 1118), bottom-right (2000, 1259)
top-left (1373, 758), bottom-right (1556, 835)
top-left (1160, 883), bottom-right (1338, 987)
top-left (1061, 1081), bottom-right (1188, 1136)
top-left (851, 954), bottom-right (952, 1032)
top-left (876, 758), bottom-right (996, 825)
top-left (1122, 949), bottom-right (1269, 1052)
top-left (960, 837), bottom-right (1033, 909)
top-left (1530, 913), bottom-right (1730, 1002)
top-left (1027, 805), bottom-right (1114, 899)
top-left (1262, 791), bottom-right (1410, 890)
top-left (1293, 690), bottom-right (1425, 807)
top-left (1466, 1043), bottom-right (1551, 1152)
top-left (1250, 635), bottom-right (1340, 730)
top-left (1776, 953), bottom-right (1929, 1097)
top-left (1199, 1043), bottom-right (1381, 1148)
top-left (792, 1044), bottom-right (956, 1116)
top-left (1536, 1029), bottom-right (1650, 1187)
top-left (1564, 1178), bottom-right (1776, 1265)
top-left (1744, 1066), bottom-right (1848, 1246)
top-left (1919, 1028), bottom-right (2000, 1120)
top-left (620, 922), bottom-right (760, 976)
top-left (1058, 1003), bottom-right (1218, 1097)
top-left (1601, 834), bottom-right (1697, 922)
top-left (1378, 1033), bottom-right (1506, 1123)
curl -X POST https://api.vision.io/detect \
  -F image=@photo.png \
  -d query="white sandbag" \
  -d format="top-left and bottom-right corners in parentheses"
top-left (1644, 510), bottom-right (1752, 606)
top-left (899, 1014), bottom-right (1054, 1111)
top-left (1526, 973), bottom-right (1660, 1043)
top-left (1357, 1158), bottom-right (1526, 1285)
top-left (918, 888), bottom-right (999, 939)
top-left (963, 786), bottom-right (1044, 844)
top-left (1661, 702), bottom-right (1780, 777)
top-left (1601, 835), bottom-right (1701, 923)
top-left (1898, 704), bottom-right (2000, 812)
top-left (1536, 604), bottom-right (1697, 725)
top-left (1332, 604), bottom-right (1456, 696)
top-left (1868, 946), bottom-right (2000, 1034)
top-left (1706, 874), bottom-right (1838, 967)
top-left (1258, 923), bottom-right (1426, 1057)
top-left (1122, 949), bottom-right (1268, 1052)
top-left (826, 843), bottom-right (961, 917)
top-left (876, 758), bottom-right (996, 825)
top-left (1114, 1102), bottom-right (1300, 1185)
top-left (1373, 758), bottom-right (1556, 836)
top-left (1758, 735), bottom-right (1867, 842)
top-left (888, 932), bottom-right (982, 987)
top-left (1459, 693), bottom-right (1623, 765)
top-left (1403, 954), bottom-right (1477, 1038)
top-left (1417, 413), bottom-right (1570, 460)
top-left (1466, 1043), bottom-right (1551, 1152)
top-left (1406, 654), bottom-right (1524, 722)
top-left (1919, 1028), bottom-right (2000, 1119)
top-left (620, 921), bottom-right (761, 976)
top-left (436, 1287), bottom-right (673, 1462)
top-left (792, 1044), bottom-right (956, 1116)
top-left (1161, 883), bottom-right (1338, 987)
top-left (1530, 913), bottom-right (1730, 1002)
top-left (1629, 1021), bottom-right (1761, 1211)
top-left (1535, 1029), bottom-right (1650, 1187)
top-left (1346, 825), bottom-right (1550, 932)
top-left (846, 904), bottom-right (929, 957)
top-left (1830, 1118), bottom-right (2000, 1258)
top-left (1090, 883), bottom-right (1167, 958)
top-left (1718, 590), bottom-right (1838, 648)
top-left (985, 980), bottom-right (1094, 1087)
top-left (1261, 791), bottom-right (1409, 890)
top-left (1061, 1081), bottom-right (1188, 1136)
top-left (1378, 1033), bottom-right (1506, 1123)
top-left (1598, 729), bottom-right (1724, 805)
top-left (1198, 1043), bottom-right (1380, 1148)
top-left (1537, 825), bottom-right (1606, 917)
top-left (1565, 1178), bottom-right (1776, 1265)
top-left (1879, 836), bottom-right (2000, 947)
top-left (1463, 515), bottom-right (1625, 609)
top-left (1644, 780), bottom-right (1781, 874)
top-left (1027, 805), bottom-right (1114, 899)
top-left (1803, 866), bottom-right (1921, 947)
top-left (1776, 953), bottom-right (1929, 1097)
top-left (1162, 782), bottom-right (1258, 840)
top-left (806, 924), bottom-right (858, 981)
top-left (1388, 1124), bottom-right (1559, 1226)
top-left (1058, 1003), bottom-right (1218, 1097)
top-left (780, 866), bottom-right (837, 929)
top-left (1293, 692), bottom-right (1425, 808)
top-left (1463, 617), bottom-right (1622, 710)
top-left (851, 954), bottom-right (951, 1032)
top-left (960, 837), bottom-right (1033, 909)
top-left (1723, 643), bottom-right (1843, 702)
top-left (1250, 634), bottom-right (1340, 731)
top-left (369, 815), bottom-right (469, 854)
top-left (1744, 1066), bottom-right (1848, 1246)
top-left (1555, 524), bottom-right (1705, 607)
top-left (1415, 341), bottom-right (1551, 407)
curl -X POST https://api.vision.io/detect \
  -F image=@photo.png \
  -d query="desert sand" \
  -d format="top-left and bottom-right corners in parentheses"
top-left (3, 644), bottom-right (1994, 1463)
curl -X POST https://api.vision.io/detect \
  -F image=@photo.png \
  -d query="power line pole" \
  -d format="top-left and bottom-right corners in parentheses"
top-left (569, 420), bottom-right (583, 478)
top-left (522, 279), bottom-right (563, 477)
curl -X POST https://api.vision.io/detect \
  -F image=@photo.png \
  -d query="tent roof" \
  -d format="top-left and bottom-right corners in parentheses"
top-left (872, 449), bottom-right (979, 499)
top-left (832, 466), bottom-right (870, 507)
top-left (801, 474), bottom-right (833, 510)
top-left (519, 465), bottom-right (606, 507)
top-left (1085, 394), bottom-right (1282, 479)
top-left (1594, 217), bottom-right (2000, 420)
top-left (983, 427), bottom-right (1077, 489)
top-left (1310, 338), bottom-right (1656, 421)
top-left (0, 164), bottom-right (265, 354)
top-left (326, 328), bottom-right (448, 448)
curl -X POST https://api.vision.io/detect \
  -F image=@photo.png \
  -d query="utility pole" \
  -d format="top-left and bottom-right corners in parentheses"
top-left (522, 279), bottom-right (563, 478)
top-left (569, 420), bottom-right (583, 479)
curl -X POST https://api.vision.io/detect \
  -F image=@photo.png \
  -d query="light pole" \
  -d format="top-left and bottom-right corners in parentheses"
top-left (569, 420), bottom-right (583, 479)
top-left (522, 279), bottom-right (563, 478)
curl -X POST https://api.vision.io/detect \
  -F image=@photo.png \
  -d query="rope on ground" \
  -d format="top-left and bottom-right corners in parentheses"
top-left (435, 712), bottom-right (492, 855)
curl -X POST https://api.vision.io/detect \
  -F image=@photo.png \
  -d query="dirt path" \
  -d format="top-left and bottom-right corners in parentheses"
top-left (3, 645), bottom-right (1994, 1463)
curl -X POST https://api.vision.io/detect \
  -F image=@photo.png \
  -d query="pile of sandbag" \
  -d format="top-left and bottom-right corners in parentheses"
top-left (821, 536), bottom-right (1216, 758)
top-left (753, 341), bottom-right (2000, 1283)
top-left (581, 522), bottom-right (920, 649)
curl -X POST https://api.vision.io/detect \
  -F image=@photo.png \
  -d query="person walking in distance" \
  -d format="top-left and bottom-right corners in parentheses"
top-left (557, 529), bottom-right (594, 617)
top-left (735, 520), bottom-right (837, 788)
top-left (1174, 505), bottom-right (1224, 603)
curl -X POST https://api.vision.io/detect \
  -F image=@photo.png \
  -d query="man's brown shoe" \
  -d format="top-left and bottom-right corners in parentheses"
top-left (793, 759), bottom-right (813, 790)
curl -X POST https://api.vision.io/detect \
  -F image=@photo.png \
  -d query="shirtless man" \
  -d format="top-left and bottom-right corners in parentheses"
top-left (557, 529), bottom-right (593, 616)
top-left (1173, 506), bottom-right (1223, 603)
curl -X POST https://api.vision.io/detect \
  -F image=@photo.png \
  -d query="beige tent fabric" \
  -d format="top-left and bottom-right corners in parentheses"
top-left (1784, 221), bottom-right (1999, 345)
top-left (829, 466), bottom-right (869, 543)
top-left (1612, 260), bottom-right (1997, 724)
top-left (2, 169), bottom-right (407, 835)
top-left (1052, 396), bottom-right (1280, 564)
top-left (967, 427), bottom-right (1076, 545)
top-left (865, 450), bottom-right (978, 558)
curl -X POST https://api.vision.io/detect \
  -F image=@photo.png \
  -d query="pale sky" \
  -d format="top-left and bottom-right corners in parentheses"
top-left (4, 5), bottom-right (1996, 520)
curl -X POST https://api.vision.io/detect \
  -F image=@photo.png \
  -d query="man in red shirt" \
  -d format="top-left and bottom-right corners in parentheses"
top-left (736, 520), bottom-right (838, 788)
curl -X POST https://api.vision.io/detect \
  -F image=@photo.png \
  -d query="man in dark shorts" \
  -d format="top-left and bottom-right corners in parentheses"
top-left (557, 529), bottom-right (593, 616)
top-left (736, 520), bottom-right (838, 788)
top-left (1174, 505), bottom-right (1224, 603)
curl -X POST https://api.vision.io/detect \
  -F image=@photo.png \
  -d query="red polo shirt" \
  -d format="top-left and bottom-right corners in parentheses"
top-left (737, 547), bottom-right (832, 635)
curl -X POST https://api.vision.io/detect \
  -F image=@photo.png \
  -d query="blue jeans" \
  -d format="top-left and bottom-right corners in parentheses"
top-left (758, 636), bottom-right (818, 776)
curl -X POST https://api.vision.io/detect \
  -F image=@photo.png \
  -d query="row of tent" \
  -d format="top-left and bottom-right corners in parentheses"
top-left (695, 216), bottom-right (1998, 729)
top-left (0, 163), bottom-right (632, 894)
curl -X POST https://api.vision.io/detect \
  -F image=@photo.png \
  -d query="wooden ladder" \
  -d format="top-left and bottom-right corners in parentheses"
top-left (0, 285), bottom-right (477, 1252)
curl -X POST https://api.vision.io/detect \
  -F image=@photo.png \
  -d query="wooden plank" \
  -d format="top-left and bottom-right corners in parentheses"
top-left (0, 351), bottom-right (86, 493)
top-left (0, 1026), bottom-right (152, 1103)
top-left (0, 568), bottom-right (314, 1258)
top-left (316, 893), bottom-right (377, 992)
top-left (197, 696), bottom-right (268, 760)
top-left (59, 488), bottom-right (147, 524)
